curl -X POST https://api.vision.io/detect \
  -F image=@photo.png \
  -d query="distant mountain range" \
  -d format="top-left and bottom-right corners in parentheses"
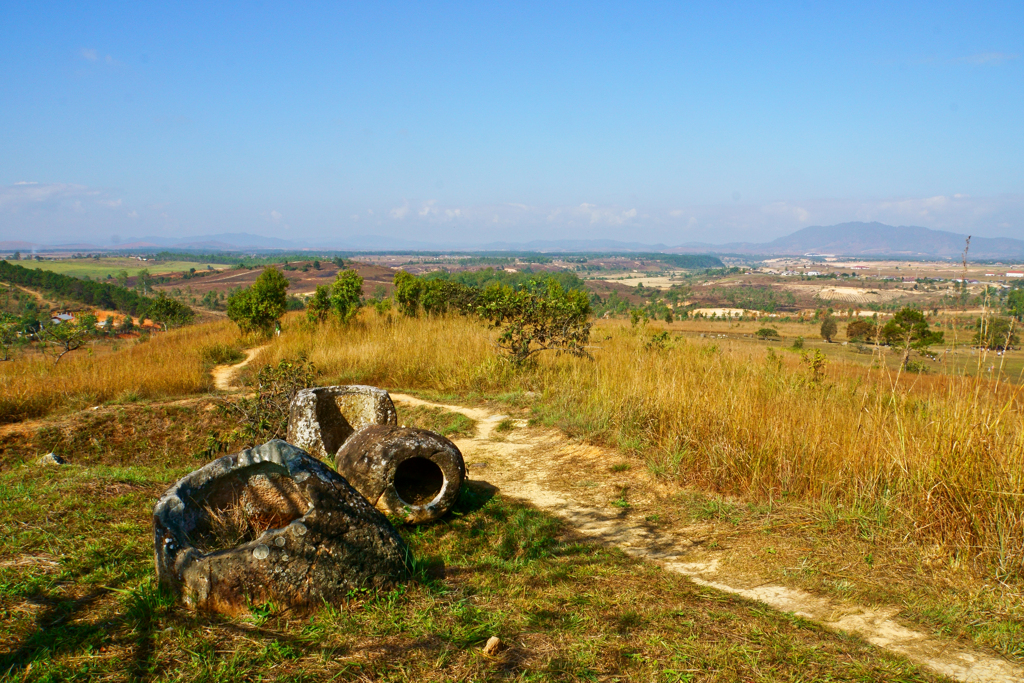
top-left (670, 223), bottom-right (1023, 259)
top-left (1, 222), bottom-right (1021, 259)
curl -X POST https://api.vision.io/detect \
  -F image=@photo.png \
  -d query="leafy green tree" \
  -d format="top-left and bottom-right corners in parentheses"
top-left (394, 270), bottom-right (423, 316)
top-left (1007, 287), bottom-right (1024, 321)
top-left (306, 285), bottom-right (331, 324)
top-left (479, 279), bottom-right (592, 367)
top-left (227, 267), bottom-right (290, 333)
top-left (135, 269), bottom-right (153, 294)
top-left (755, 327), bottom-right (780, 340)
top-left (116, 270), bottom-right (129, 288)
top-left (145, 292), bottom-right (195, 329)
top-left (819, 315), bottom-right (838, 342)
top-left (330, 270), bottom-right (364, 323)
top-left (974, 317), bottom-right (1018, 350)
top-left (78, 313), bottom-right (98, 332)
top-left (881, 307), bottom-right (944, 369)
top-left (421, 279), bottom-right (479, 315)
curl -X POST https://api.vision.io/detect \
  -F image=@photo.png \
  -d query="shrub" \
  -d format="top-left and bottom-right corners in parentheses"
top-left (394, 270), bottom-right (423, 316)
top-left (145, 292), bottom-right (195, 329)
top-left (228, 358), bottom-right (318, 445)
top-left (306, 285), bottom-right (331, 325)
top-left (421, 280), bottom-right (479, 316)
top-left (479, 279), bottom-right (592, 367)
top-left (330, 270), bottom-right (364, 323)
top-left (819, 315), bottom-right (838, 342)
top-left (846, 318), bottom-right (877, 342)
top-left (802, 348), bottom-right (827, 382)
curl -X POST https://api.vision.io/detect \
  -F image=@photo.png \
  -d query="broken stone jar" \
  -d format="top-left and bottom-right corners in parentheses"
top-left (286, 385), bottom-right (398, 462)
top-left (153, 439), bottom-right (408, 614)
top-left (287, 385), bottom-right (466, 524)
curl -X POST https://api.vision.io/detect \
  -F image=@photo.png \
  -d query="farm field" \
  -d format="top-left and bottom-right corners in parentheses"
top-left (585, 314), bottom-right (1023, 383)
top-left (12, 257), bottom-right (230, 280)
top-left (152, 260), bottom-right (397, 299)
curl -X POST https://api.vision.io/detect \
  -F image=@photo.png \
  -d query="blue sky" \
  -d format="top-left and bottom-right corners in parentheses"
top-left (1, 1), bottom-right (1022, 246)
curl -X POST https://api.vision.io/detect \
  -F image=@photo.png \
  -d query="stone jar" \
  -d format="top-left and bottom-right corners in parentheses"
top-left (153, 440), bottom-right (408, 614)
top-left (334, 425), bottom-right (466, 524)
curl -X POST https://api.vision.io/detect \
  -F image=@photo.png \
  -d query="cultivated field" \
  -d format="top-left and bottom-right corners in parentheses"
top-left (12, 257), bottom-right (230, 280)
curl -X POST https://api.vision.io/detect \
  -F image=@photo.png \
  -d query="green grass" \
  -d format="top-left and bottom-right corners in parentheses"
top-left (0, 404), bottom-right (947, 682)
top-left (18, 258), bottom-right (229, 280)
top-left (494, 417), bottom-right (517, 434)
top-left (398, 404), bottom-right (478, 439)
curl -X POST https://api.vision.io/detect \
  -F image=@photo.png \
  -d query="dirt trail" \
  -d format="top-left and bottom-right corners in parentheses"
top-left (390, 393), bottom-right (1023, 683)
top-left (211, 346), bottom-right (268, 391)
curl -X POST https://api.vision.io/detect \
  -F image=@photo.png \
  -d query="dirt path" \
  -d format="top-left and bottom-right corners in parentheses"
top-left (390, 393), bottom-right (1023, 683)
top-left (211, 346), bottom-right (267, 391)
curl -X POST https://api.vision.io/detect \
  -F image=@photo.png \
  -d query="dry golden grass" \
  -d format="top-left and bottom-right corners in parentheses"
top-left (0, 321), bottom-right (241, 422)
top-left (256, 312), bottom-right (513, 393)
top-left (260, 310), bottom-right (1024, 576)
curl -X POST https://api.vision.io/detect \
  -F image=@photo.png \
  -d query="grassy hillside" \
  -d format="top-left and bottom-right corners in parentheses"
top-left (0, 322), bottom-right (242, 422)
top-left (255, 311), bottom-right (1024, 580)
top-left (0, 403), bottom-right (943, 681)
top-left (3, 307), bottom-right (1022, 673)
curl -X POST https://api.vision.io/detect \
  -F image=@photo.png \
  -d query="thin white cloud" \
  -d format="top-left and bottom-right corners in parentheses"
top-left (79, 48), bottom-right (119, 65)
top-left (956, 52), bottom-right (1019, 65)
top-left (2, 182), bottom-right (1022, 246)
top-left (0, 182), bottom-right (99, 210)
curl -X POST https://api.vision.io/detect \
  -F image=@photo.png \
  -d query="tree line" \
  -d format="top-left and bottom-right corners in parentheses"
top-left (0, 260), bottom-right (194, 327)
top-left (228, 266), bottom-right (592, 366)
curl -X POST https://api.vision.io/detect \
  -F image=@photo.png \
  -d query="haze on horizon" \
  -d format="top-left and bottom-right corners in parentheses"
top-left (1, 1), bottom-right (1022, 248)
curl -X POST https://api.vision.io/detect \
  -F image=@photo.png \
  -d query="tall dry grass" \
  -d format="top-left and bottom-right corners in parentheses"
top-left (261, 311), bottom-right (1024, 575)
top-left (0, 321), bottom-right (241, 422)
top-left (255, 312), bottom-right (515, 393)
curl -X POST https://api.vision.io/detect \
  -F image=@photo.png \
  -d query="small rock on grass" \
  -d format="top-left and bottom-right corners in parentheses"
top-left (40, 452), bottom-right (65, 466)
top-left (483, 636), bottom-right (504, 656)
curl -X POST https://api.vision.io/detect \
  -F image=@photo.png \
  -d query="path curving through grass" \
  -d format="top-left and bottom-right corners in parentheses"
top-left (391, 393), bottom-right (1024, 683)
top-left (211, 345), bottom-right (267, 391)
